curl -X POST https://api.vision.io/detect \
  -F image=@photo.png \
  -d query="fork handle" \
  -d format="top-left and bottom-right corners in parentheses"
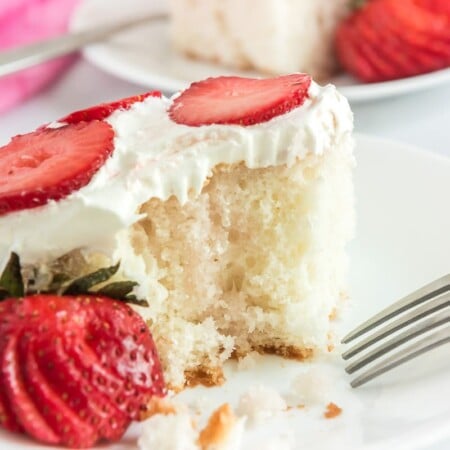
top-left (0, 13), bottom-right (167, 78)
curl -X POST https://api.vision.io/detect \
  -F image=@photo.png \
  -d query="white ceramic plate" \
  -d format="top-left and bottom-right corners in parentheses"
top-left (71, 0), bottom-right (450, 102)
top-left (1, 134), bottom-right (449, 450)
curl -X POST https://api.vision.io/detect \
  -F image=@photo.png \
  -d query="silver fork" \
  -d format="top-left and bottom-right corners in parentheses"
top-left (342, 273), bottom-right (450, 388)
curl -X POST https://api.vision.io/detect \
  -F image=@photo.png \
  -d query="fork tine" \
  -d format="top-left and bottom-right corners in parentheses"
top-left (350, 326), bottom-right (450, 388)
top-left (343, 291), bottom-right (449, 360)
top-left (342, 273), bottom-right (450, 343)
top-left (345, 309), bottom-right (449, 374)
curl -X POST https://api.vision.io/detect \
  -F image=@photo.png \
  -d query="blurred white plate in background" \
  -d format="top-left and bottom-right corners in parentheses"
top-left (71, 0), bottom-right (450, 101)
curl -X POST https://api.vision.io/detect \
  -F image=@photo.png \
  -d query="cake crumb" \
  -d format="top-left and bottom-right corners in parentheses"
top-left (289, 367), bottom-right (332, 406)
top-left (198, 403), bottom-right (243, 450)
top-left (324, 402), bottom-right (342, 419)
top-left (140, 397), bottom-right (178, 420)
top-left (237, 385), bottom-right (286, 423)
top-left (138, 410), bottom-right (198, 450)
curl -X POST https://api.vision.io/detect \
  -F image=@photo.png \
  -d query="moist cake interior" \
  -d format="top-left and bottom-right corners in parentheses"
top-left (26, 136), bottom-right (353, 390)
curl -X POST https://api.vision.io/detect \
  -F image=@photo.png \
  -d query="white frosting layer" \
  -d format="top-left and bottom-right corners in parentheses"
top-left (0, 81), bottom-right (352, 267)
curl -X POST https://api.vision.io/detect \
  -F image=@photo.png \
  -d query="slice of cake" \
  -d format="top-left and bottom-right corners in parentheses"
top-left (169, 0), bottom-right (349, 79)
top-left (0, 74), bottom-right (354, 390)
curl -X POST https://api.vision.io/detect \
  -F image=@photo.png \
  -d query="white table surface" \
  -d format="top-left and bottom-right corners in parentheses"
top-left (0, 60), bottom-right (449, 450)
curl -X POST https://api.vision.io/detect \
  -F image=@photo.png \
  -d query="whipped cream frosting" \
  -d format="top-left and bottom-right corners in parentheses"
top-left (0, 81), bottom-right (352, 268)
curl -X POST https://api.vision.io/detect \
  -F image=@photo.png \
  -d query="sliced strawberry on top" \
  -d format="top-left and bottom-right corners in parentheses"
top-left (60, 91), bottom-right (162, 124)
top-left (0, 121), bottom-right (114, 216)
top-left (169, 74), bottom-right (312, 127)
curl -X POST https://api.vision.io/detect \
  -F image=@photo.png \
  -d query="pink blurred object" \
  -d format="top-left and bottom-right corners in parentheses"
top-left (0, 0), bottom-right (80, 114)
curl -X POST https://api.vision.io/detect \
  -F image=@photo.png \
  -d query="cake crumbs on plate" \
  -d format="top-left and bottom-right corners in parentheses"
top-left (140, 397), bottom-right (178, 420)
top-left (198, 404), bottom-right (238, 449)
top-left (324, 402), bottom-right (342, 419)
top-left (237, 385), bottom-right (287, 423)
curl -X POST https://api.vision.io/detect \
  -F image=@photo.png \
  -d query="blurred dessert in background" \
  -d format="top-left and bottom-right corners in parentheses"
top-left (168, 0), bottom-right (349, 80)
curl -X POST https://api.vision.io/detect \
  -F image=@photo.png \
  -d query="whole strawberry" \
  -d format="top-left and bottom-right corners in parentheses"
top-left (336, 0), bottom-right (450, 82)
top-left (0, 295), bottom-right (166, 448)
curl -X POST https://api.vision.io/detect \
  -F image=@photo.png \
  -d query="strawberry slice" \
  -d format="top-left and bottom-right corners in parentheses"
top-left (60, 91), bottom-right (162, 124)
top-left (354, 10), bottom-right (420, 81)
top-left (21, 334), bottom-right (98, 448)
top-left (169, 74), bottom-right (312, 127)
top-left (36, 332), bottom-right (130, 441)
top-left (417, 0), bottom-right (450, 20)
top-left (1, 332), bottom-right (60, 445)
top-left (81, 297), bottom-right (165, 418)
top-left (0, 302), bottom-right (23, 433)
top-left (336, 18), bottom-right (379, 82)
top-left (336, 0), bottom-right (450, 83)
top-left (0, 295), bottom-right (165, 447)
top-left (0, 121), bottom-right (114, 216)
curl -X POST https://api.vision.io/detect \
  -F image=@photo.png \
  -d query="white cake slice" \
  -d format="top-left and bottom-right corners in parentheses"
top-left (169, 0), bottom-right (349, 79)
top-left (0, 74), bottom-right (354, 390)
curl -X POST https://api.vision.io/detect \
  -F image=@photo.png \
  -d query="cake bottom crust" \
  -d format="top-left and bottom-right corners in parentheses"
top-left (176, 345), bottom-right (315, 391)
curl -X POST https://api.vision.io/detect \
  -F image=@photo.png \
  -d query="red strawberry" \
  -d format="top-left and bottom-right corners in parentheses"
top-left (36, 333), bottom-right (130, 441)
top-left (0, 295), bottom-right (165, 448)
top-left (169, 74), bottom-right (312, 127)
top-left (0, 303), bottom-right (22, 433)
top-left (336, 18), bottom-right (379, 82)
top-left (60, 91), bottom-right (162, 124)
top-left (336, 0), bottom-right (450, 83)
top-left (0, 121), bottom-right (114, 216)
top-left (1, 332), bottom-right (60, 444)
top-left (353, 9), bottom-right (423, 80)
top-left (416, 0), bottom-right (450, 20)
top-left (21, 335), bottom-right (98, 448)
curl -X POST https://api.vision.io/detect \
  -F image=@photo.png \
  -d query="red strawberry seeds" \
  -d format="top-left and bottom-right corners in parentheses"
top-left (336, 0), bottom-right (450, 83)
top-left (169, 74), bottom-right (312, 127)
top-left (0, 295), bottom-right (166, 448)
top-left (0, 121), bottom-right (114, 216)
top-left (60, 91), bottom-right (162, 124)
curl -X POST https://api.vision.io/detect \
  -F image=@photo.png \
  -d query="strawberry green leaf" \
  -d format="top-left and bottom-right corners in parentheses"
top-left (0, 252), bottom-right (24, 299)
top-left (48, 272), bottom-right (72, 293)
top-left (63, 262), bottom-right (120, 295)
top-left (96, 281), bottom-right (138, 299)
top-left (123, 295), bottom-right (149, 308)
